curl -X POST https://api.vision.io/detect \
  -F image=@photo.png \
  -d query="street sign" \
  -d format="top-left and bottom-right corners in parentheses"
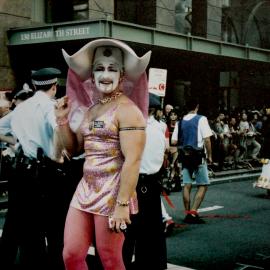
top-left (148, 68), bottom-right (167, 97)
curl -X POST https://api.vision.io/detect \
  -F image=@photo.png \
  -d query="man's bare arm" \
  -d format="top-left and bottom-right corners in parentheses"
top-left (204, 136), bottom-right (212, 163)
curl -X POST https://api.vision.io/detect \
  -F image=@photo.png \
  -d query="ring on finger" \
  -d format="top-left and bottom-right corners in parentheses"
top-left (120, 222), bottom-right (127, 230)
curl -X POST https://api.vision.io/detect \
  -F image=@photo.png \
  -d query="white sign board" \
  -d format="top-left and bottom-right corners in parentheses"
top-left (148, 68), bottom-right (167, 97)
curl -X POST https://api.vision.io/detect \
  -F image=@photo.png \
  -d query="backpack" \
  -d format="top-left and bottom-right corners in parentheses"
top-left (178, 116), bottom-right (206, 177)
top-left (179, 145), bottom-right (205, 175)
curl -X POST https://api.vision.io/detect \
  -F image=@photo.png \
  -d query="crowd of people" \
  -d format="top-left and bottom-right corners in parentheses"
top-left (210, 109), bottom-right (265, 170)
top-left (0, 36), bottom-right (268, 270)
top-left (160, 105), bottom-right (269, 173)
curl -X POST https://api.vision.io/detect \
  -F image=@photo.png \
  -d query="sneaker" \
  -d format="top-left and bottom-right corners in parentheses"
top-left (164, 219), bottom-right (175, 236)
top-left (183, 214), bottom-right (205, 224)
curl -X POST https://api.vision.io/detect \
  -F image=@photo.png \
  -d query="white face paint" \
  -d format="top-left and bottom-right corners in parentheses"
top-left (93, 58), bottom-right (121, 94)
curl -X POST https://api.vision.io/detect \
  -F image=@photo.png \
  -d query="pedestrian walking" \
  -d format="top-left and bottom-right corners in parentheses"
top-left (172, 97), bottom-right (213, 224)
top-left (55, 38), bottom-right (151, 269)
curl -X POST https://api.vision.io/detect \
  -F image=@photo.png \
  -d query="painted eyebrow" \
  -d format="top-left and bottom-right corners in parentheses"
top-left (93, 62), bottom-right (122, 69)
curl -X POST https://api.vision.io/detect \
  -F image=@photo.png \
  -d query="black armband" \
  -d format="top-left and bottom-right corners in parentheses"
top-left (119, 127), bottom-right (145, 131)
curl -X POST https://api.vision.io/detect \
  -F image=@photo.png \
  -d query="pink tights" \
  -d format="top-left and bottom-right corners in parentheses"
top-left (63, 207), bottom-right (125, 270)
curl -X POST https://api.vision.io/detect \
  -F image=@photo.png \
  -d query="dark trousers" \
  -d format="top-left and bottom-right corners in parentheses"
top-left (123, 173), bottom-right (167, 270)
top-left (0, 156), bottom-right (84, 270)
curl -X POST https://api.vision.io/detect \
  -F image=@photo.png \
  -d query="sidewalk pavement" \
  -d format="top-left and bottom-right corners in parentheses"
top-left (209, 166), bottom-right (261, 185)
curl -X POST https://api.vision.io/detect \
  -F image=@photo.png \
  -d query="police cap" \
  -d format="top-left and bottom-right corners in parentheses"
top-left (14, 83), bottom-right (34, 100)
top-left (31, 67), bottom-right (61, 86)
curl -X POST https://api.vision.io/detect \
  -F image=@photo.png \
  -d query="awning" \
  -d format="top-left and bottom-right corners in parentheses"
top-left (7, 19), bottom-right (270, 71)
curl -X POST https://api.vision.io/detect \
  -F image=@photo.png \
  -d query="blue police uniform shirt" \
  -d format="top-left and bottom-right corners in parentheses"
top-left (10, 91), bottom-right (57, 159)
top-left (0, 112), bottom-right (13, 150)
top-left (0, 112), bottom-right (13, 135)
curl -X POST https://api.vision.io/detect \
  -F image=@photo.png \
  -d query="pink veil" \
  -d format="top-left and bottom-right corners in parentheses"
top-left (66, 68), bottom-right (149, 122)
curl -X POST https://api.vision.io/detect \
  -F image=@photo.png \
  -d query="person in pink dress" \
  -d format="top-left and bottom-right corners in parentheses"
top-left (54, 38), bottom-right (151, 270)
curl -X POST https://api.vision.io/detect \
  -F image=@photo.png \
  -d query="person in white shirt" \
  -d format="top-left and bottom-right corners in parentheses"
top-left (0, 84), bottom-right (34, 268)
top-left (0, 68), bottom-right (72, 270)
top-left (172, 98), bottom-right (212, 224)
top-left (123, 93), bottom-right (167, 270)
top-left (161, 199), bottom-right (175, 236)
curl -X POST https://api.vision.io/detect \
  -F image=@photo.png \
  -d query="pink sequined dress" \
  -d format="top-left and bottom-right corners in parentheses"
top-left (70, 105), bottom-right (138, 216)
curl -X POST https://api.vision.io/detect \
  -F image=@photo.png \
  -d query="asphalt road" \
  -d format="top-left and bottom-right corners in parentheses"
top-left (164, 179), bottom-right (270, 270)
top-left (0, 178), bottom-right (269, 270)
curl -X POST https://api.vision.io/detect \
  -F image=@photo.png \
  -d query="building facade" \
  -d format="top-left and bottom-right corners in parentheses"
top-left (1, 0), bottom-right (270, 114)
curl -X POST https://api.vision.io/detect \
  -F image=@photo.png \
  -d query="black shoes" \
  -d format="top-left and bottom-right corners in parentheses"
top-left (164, 219), bottom-right (175, 236)
top-left (183, 213), bottom-right (205, 224)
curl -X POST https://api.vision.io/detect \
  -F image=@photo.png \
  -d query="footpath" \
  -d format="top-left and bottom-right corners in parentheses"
top-left (209, 166), bottom-right (261, 185)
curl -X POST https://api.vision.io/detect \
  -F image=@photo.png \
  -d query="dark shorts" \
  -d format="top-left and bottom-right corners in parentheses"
top-left (182, 162), bottom-right (210, 185)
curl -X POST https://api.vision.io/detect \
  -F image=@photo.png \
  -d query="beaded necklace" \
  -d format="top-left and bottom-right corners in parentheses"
top-left (98, 90), bottom-right (123, 104)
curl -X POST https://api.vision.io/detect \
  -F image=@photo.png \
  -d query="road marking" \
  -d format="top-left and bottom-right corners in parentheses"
top-left (235, 262), bottom-right (263, 269)
top-left (198, 205), bottom-right (224, 212)
top-left (167, 264), bottom-right (195, 269)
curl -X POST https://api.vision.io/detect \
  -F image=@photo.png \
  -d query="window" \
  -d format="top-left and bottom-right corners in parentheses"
top-left (115, 0), bottom-right (155, 27)
top-left (73, 0), bottom-right (89, 21)
top-left (222, 0), bottom-right (230, 8)
top-left (45, 0), bottom-right (89, 23)
top-left (221, 6), bottom-right (239, 43)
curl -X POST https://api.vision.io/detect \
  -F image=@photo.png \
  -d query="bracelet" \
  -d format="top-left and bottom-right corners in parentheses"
top-left (116, 199), bottom-right (130, 207)
top-left (56, 117), bottom-right (69, 126)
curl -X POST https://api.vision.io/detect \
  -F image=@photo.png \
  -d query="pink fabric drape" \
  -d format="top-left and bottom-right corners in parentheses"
top-left (66, 68), bottom-right (149, 120)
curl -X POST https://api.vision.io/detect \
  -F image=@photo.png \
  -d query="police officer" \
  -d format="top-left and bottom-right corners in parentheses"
top-left (123, 93), bottom-right (167, 270)
top-left (0, 84), bottom-right (34, 269)
top-left (0, 67), bottom-right (73, 270)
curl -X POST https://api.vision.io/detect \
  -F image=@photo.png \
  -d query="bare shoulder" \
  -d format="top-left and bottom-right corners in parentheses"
top-left (116, 96), bottom-right (146, 127)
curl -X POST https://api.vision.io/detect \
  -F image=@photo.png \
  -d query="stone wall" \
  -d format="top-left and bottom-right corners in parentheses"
top-left (206, 0), bottom-right (222, 41)
top-left (89, 0), bottom-right (114, 20)
top-left (156, 0), bottom-right (175, 32)
top-left (0, 0), bottom-right (32, 90)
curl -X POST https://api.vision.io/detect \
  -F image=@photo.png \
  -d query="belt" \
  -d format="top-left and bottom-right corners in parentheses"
top-left (139, 172), bottom-right (160, 178)
top-left (140, 171), bottom-right (159, 175)
top-left (17, 154), bottom-right (55, 169)
top-left (138, 172), bottom-right (161, 194)
top-left (17, 155), bottom-right (37, 167)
